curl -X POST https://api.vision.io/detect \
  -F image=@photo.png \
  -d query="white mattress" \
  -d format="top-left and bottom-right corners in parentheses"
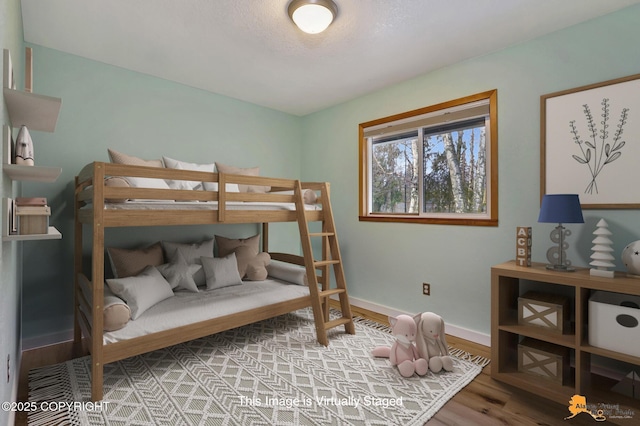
top-left (103, 279), bottom-right (310, 344)
top-left (103, 201), bottom-right (321, 211)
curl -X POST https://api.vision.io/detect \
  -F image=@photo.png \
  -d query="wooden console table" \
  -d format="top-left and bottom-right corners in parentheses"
top-left (491, 260), bottom-right (640, 410)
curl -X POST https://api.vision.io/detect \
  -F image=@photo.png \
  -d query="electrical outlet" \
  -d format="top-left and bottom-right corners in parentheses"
top-left (422, 283), bottom-right (431, 296)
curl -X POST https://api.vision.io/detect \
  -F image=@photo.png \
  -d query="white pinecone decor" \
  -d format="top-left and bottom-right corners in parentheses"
top-left (590, 218), bottom-right (615, 278)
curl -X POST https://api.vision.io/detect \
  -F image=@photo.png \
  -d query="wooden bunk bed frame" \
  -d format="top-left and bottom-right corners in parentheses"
top-left (74, 161), bottom-right (355, 401)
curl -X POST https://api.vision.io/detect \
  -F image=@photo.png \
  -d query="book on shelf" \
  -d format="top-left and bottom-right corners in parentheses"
top-left (15, 197), bottom-right (47, 206)
top-left (16, 205), bottom-right (50, 214)
top-left (3, 198), bottom-right (17, 235)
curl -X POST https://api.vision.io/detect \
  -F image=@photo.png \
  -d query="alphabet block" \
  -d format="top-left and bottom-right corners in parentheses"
top-left (516, 226), bottom-right (532, 267)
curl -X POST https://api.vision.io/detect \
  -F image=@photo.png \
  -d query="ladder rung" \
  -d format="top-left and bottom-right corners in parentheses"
top-left (314, 260), bottom-right (340, 267)
top-left (324, 317), bottom-right (352, 330)
top-left (309, 232), bottom-right (335, 237)
top-left (318, 288), bottom-right (345, 298)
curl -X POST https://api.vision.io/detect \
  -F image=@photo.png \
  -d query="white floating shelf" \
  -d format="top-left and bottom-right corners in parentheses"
top-left (3, 87), bottom-right (62, 132)
top-left (2, 226), bottom-right (62, 241)
top-left (3, 163), bottom-right (62, 182)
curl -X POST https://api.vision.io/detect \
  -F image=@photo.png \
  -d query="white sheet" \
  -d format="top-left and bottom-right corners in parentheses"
top-left (103, 278), bottom-right (310, 344)
top-left (103, 200), bottom-right (321, 211)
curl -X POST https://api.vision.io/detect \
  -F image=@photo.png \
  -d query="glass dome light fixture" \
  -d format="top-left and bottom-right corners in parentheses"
top-left (288, 0), bottom-right (338, 34)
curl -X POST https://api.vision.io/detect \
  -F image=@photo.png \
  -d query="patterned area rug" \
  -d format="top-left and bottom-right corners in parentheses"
top-left (28, 309), bottom-right (487, 425)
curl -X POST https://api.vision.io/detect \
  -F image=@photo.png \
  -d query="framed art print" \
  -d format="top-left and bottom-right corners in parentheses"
top-left (541, 73), bottom-right (640, 208)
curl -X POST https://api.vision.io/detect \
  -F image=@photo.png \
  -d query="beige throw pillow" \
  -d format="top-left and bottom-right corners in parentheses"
top-left (108, 148), bottom-right (163, 168)
top-left (215, 162), bottom-right (271, 193)
top-left (107, 242), bottom-right (165, 278)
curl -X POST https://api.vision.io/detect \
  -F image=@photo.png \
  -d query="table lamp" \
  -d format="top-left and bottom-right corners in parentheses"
top-left (538, 194), bottom-right (584, 271)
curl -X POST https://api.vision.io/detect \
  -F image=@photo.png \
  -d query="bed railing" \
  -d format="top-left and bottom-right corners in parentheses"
top-left (74, 162), bottom-right (324, 226)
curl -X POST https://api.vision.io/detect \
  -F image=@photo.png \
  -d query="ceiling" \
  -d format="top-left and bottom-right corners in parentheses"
top-left (20, 0), bottom-right (640, 116)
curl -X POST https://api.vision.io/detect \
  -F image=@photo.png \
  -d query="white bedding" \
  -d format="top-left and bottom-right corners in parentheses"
top-left (103, 278), bottom-right (310, 344)
top-left (103, 200), bottom-right (321, 211)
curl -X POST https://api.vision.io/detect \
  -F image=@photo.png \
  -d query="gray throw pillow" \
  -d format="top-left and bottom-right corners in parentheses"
top-left (201, 253), bottom-right (243, 290)
top-left (106, 266), bottom-right (174, 320)
top-left (162, 238), bottom-right (214, 286)
top-left (157, 251), bottom-right (201, 293)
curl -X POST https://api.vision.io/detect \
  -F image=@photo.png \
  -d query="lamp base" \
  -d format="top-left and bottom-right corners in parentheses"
top-left (546, 263), bottom-right (576, 272)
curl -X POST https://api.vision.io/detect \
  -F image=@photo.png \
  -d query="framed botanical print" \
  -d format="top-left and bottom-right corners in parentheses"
top-left (541, 74), bottom-right (640, 208)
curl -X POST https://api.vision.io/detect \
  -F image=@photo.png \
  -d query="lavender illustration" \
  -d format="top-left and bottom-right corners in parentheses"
top-left (569, 98), bottom-right (629, 194)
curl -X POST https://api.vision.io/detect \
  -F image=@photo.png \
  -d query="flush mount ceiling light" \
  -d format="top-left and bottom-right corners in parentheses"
top-left (288, 0), bottom-right (338, 34)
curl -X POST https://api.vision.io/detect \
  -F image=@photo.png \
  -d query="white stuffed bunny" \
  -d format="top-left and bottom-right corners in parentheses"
top-left (415, 312), bottom-right (454, 373)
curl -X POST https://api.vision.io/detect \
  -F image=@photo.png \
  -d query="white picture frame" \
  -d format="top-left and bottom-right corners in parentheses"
top-left (541, 74), bottom-right (640, 209)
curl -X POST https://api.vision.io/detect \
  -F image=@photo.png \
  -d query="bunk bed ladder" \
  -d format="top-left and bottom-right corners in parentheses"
top-left (295, 181), bottom-right (355, 346)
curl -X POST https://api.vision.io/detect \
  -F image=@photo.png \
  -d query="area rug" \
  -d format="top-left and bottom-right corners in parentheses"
top-left (28, 309), bottom-right (487, 425)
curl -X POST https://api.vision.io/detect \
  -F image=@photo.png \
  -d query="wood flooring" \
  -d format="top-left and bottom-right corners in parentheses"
top-left (15, 303), bottom-right (639, 425)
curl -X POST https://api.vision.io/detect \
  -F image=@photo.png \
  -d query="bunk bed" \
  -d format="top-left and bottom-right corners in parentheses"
top-left (74, 161), bottom-right (355, 401)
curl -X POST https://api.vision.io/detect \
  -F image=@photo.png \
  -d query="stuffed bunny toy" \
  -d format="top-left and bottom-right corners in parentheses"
top-left (415, 312), bottom-right (454, 373)
top-left (372, 314), bottom-right (428, 377)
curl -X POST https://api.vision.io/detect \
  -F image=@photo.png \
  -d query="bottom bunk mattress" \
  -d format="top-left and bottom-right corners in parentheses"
top-left (103, 278), bottom-right (310, 344)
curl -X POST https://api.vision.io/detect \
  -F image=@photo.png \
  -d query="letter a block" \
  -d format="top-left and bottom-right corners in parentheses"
top-left (516, 227), bottom-right (532, 267)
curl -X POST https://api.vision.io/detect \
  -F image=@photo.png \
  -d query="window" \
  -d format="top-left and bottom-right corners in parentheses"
top-left (359, 90), bottom-right (498, 226)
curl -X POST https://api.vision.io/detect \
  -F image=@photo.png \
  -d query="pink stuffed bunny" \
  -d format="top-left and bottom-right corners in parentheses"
top-left (372, 314), bottom-right (428, 377)
top-left (415, 312), bottom-right (454, 373)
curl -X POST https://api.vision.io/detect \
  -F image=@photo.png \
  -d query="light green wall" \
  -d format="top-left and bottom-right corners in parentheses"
top-left (20, 45), bottom-right (303, 342)
top-left (300, 5), bottom-right (640, 335)
top-left (1, 0), bottom-right (23, 420)
top-left (17, 5), bottom-right (640, 346)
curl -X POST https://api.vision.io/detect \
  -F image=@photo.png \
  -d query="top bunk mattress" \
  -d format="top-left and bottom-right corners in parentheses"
top-left (102, 200), bottom-right (321, 211)
top-left (103, 278), bottom-right (310, 344)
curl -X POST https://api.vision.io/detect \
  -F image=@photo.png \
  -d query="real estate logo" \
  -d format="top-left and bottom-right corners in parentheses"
top-left (565, 395), bottom-right (606, 421)
top-left (564, 394), bottom-right (637, 422)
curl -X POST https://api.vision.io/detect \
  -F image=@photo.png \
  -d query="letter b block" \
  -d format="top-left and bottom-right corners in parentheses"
top-left (516, 227), bottom-right (532, 267)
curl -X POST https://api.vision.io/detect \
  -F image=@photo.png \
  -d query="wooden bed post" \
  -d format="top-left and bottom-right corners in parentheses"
top-left (73, 176), bottom-right (83, 354)
top-left (262, 222), bottom-right (269, 253)
top-left (91, 163), bottom-right (106, 401)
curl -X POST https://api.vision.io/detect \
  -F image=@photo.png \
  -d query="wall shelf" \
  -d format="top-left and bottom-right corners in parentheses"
top-left (3, 87), bottom-right (61, 132)
top-left (3, 163), bottom-right (61, 182)
top-left (2, 48), bottom-right (63, 243)
top-left (2, 226), bottom-right (61, 241)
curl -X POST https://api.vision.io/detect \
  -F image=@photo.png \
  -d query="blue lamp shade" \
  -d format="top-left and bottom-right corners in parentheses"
top-left (538, 194), bottom-right (584, 224)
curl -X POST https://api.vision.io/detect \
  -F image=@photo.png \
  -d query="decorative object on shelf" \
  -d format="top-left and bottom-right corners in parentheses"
top-left (611, 370), bottom-right (640, 400)
top-left (589, 291), bottom-right (640, 358)
top-left (515, 226), bottom-right (532, 267)
top-left (2, 48), bottom-right (15, 89)
top-left (518, 291), bottom-right (569, 334)
top-left (538, 194), bottom-right (584, 271)
top-left (621, 240), bottom-right (640, 277)
top-left (518, 338), bottom-right (569, 384)
top-left (14, 125), bottom-right (34, 166)
top-left (25, 47), bottom-right (33, 93)
top-left (541, 73), bottom-right (640, 209)
top-left (288, 0), bottom-right (338, 34)
top-left (590, 219), bottom-right (615, 277)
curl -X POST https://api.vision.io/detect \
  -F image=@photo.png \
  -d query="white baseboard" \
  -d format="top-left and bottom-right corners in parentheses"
top-left (22, 330), bottom-right (73, 351)
top-left (346, 296), bottom-right (491, 347)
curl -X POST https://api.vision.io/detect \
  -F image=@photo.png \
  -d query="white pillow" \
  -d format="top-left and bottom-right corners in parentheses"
top-left (267, 260), bottom-right (308, 286)
top-left (126, 176), bottom-right (172, 190)
top-left (204, 182), bottom-right (240, 193)
top-left (106, 266), bottom-right (174, 320)
top-left (162, 156), bottom-right (215, 190)
top-left (201, 253), bottom-right (243, 290)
